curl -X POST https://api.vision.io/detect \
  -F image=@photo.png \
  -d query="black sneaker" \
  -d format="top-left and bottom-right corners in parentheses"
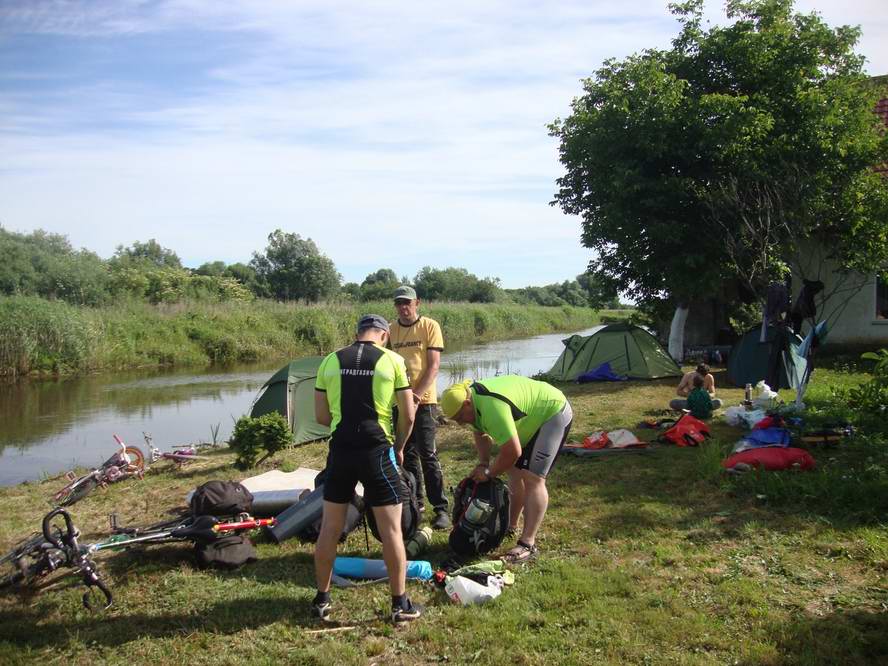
top-left (431, 512), bottom-right (451, 530)
top-left (391, 600), bottom-right (423, 623)
top-left (310, 599), bottom-right (332, 621)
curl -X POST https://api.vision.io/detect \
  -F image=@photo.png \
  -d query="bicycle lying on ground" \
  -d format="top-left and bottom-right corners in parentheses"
top-left (141, 432), bottom-right (211, 468)
top-left (0, 508), bottom-right (273, 609)
top-left (51, 436), bottom-right (146, 507)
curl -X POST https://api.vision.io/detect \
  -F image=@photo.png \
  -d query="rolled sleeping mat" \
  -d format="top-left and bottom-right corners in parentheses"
top-left (333, 556), bottom-right (433, 581)
top-left (265, 485), bottom-right (325, 544)
top-left (248, 489), bottom-right (307, 517)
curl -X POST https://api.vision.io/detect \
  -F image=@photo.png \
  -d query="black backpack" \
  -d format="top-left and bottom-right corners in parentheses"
top-left (190, 480), bottom-right (253, 517)
top-left (194, 534), bottom-right (257, 570)
top-left (448, 477), bottom-right (510, 558)
top-left (366, 467), bottom-right (422, 544)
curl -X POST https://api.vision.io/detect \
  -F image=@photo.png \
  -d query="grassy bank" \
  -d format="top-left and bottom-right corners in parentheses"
top-left (2, 366), bottom-right (887, 664)
top-left (0, 296), bottom-right (616, 377)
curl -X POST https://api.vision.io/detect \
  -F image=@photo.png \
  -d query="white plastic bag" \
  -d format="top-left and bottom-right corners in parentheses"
top-left (445, 575), bottom-right (502, 605)
top-left (724, 405), bottom-right (746, 426)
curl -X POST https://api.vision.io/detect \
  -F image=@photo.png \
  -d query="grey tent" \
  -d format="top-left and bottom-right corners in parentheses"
top-left (545, 323), bottom-right (682, 381)
top-left (250, 358), bottom-right (330, 444)
top-left (726, 325), bottom-right (807, 390)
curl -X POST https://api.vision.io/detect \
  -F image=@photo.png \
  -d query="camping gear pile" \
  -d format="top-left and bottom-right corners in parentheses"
top-left (722, 414), bottom-right (816, 473)
top-left (657, 414), bottom-right (710, 447)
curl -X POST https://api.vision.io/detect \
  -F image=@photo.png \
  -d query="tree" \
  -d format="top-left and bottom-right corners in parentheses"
top-left (359, 268), bottom-right (399, 301)
top-left (250, 230), bottom-right (340, 302)
top-left (413, 266), bottom-right (502, 302)
top-left (550, 0), bottom-right (888, 334)
top-left (113, 239), bottom-right (182, 269)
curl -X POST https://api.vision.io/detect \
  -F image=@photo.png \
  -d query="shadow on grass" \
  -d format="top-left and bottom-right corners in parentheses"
top-left (766, 607), bottom-right (888, 666)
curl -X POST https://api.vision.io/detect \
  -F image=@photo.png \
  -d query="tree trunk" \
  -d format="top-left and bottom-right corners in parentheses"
top-left (668, 304), bottom-right (689, 363)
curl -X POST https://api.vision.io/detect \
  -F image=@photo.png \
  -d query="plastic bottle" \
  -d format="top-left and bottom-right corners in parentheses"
top-left (744, 383), bottom-right (752, 407)
top-left (405, 526), bottom-right (433, 559)
top-left (444, 575), bottom-right (501, 605)
top-left (463, 499), bottom-right (492, 526)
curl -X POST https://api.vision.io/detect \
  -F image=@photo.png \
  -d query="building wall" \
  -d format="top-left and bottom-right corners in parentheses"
top-left (792, 245), bottom-right (888, 345)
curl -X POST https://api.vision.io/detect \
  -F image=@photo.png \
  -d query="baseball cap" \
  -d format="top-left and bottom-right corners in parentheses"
top-left (357, 314), bottom-right (390, 333)
top-left (440, 380), bottom-right (473, 419)
top-left (393, 285), bottom-right (417, 301)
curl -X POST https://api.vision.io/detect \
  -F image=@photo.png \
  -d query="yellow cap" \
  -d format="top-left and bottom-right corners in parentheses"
top-left (440, 380), bottom-right (473, 419)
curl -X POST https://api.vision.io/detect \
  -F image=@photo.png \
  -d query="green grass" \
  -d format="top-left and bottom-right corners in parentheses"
top-left (0, 296), bottom-right (618, 377)
top-left (2, 366), bottom-right (888, 664)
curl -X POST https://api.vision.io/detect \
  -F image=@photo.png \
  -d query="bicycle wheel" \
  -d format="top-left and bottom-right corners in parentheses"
top-left (0, 533), bottom-right (45, 589)
top-left (124, 446), bottom-right (145, 473)
top-left (57, 476), bottom-right (99, 507)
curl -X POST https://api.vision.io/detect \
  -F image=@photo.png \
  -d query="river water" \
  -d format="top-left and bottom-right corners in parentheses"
top-left (0, 326), bottom-right (601, 486)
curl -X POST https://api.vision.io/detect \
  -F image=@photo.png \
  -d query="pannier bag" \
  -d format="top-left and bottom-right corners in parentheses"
top-left (366, 467), bottom-right (422, 544)
top-left (658, 413), bottom-right (711, 447)
top-left (190, 480), bottom-right (254, 517)
top-left (448, 477), bottom-right (510, 558)
top-left (194, 534), bottom-right (257, 570)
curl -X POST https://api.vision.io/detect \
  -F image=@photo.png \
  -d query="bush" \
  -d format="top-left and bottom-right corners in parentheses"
top-left (228, 412), bottom-right (292, 470)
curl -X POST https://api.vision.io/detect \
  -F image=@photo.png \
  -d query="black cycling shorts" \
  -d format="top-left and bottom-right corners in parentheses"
top-left (324, 443), bottom-right (402, 507)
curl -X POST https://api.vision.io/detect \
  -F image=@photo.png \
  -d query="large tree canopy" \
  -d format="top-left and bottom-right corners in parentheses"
top-left (550, 0), bottom-right (888, 307)
top-left (250, 230), bottom-right (341, 302)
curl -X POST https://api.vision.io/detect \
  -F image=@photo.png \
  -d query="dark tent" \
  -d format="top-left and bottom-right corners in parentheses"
top-left (727, 325), bottom-right (807, 390)
top-left (545, 323), bottom-right (682, 381)
top-left (250, 358), bottom-right (330, 444)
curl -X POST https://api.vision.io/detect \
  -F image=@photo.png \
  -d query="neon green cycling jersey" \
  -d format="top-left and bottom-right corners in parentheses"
top-left (470, 375), bottom-right (567, 446)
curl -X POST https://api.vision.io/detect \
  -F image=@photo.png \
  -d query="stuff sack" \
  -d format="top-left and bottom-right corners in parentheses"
top-left (190, 480), bottom-right (254, 517)
top-left (723, 447), bottom-right (816, 472)
top-left (448, 477), bottom-right (510, 558)
top-left (366, 468), bottom-right (421, 544)
top-left (658, 413), bottom-right (710, 447)
top-left (194, 534), bottom-right (257, 570)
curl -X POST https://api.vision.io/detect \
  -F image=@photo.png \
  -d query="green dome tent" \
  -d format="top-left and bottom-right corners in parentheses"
top-left (727, 325), bottom-right (807, 390)
top-left (250, 357), bottom-right (330, 445)
top-left (545, 323), bottom-right (681, 381)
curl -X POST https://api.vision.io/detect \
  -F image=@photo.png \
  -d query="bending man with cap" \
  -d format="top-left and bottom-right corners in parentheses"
top-left (312, 314), bottom-right (421, 623)
top-left (389, 285), bottom-right (450, 530)
top-left (440, 376), bottom-right (572, 563)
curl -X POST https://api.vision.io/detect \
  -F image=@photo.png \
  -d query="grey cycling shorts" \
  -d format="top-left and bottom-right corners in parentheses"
top-left (516, 400), bottom-right (573, 478)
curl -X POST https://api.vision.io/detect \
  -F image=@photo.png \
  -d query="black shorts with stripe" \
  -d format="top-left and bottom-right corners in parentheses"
top-left (324, 443), bottom-right (402, 507)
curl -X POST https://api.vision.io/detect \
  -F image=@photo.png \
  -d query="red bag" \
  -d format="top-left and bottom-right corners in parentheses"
top-left (722, 447), bottom-right (815, 472)
top-left (659, 414), bottom-right (710, 447)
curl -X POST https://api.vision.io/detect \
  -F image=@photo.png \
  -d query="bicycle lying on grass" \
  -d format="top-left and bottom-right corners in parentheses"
top-left (141, 432), bottom-right (212, 468)
top-left (51, 436), bottom-right (146, 507)
top-left (0, 508), bottom-right (273, 609)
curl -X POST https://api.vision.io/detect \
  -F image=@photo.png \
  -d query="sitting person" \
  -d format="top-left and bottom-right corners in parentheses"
top-left (685, 375), bottom-right (713, 419)
top-left (670, 363), bottom-right (722, 411)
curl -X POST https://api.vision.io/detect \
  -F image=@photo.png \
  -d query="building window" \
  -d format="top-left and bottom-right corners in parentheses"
top-left (877, 276), bottom-right (888, 320)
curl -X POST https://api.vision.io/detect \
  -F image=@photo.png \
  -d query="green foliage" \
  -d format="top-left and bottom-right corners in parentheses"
top-left (841, 350), bottom-right (888, 427)
top-left (550, 0), bottom-right (888, 308)
top-left (228, 412), bottom-right (292, 470)
top-left (0, 227), bottom-right (110, 305)
top-left (112, 239), bottom-right (182, 269)
top-left (358, 268), bottom-right (400, 301)
top-left (0, 296), bottom-right (93, 376)
top-left (250, 230), bottom-right (341, 302)
top-left (414, 266), bottom-right (502, 302)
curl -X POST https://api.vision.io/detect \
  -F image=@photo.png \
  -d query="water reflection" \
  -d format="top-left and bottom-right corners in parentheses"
top-left (0, 327), bottom-right (601, 486)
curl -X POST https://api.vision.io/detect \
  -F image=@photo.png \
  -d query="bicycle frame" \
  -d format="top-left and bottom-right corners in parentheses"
top-left (142, 432), bottom-right (207, 466)
top-left (52, 439), bottom-right (145, 506)
top-left (3, 509), bottom-right (274, 610)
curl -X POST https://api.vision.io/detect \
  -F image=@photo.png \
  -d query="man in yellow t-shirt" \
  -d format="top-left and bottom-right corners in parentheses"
top-left (389, 285), bottom-right (450, 530)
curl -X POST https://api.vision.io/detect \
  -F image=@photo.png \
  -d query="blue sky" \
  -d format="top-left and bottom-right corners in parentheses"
top-left (2, 1), bottom-right (886, 288)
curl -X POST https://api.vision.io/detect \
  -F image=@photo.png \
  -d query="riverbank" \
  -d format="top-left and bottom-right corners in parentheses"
top-left (0, 296), bottom-right (627, 377)
top-left (1, 365), bottom-right (886, 663)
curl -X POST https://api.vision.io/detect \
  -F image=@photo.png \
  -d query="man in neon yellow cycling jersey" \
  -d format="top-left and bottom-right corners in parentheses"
top-left (440, 375), bottom-right (572, 563)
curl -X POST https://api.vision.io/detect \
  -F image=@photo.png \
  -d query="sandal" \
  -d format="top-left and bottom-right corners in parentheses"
top-left (502, 540), bottom-right (538, 564)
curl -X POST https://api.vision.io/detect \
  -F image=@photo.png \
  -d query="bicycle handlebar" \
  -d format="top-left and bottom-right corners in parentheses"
top-left (42, 508), bottom-right (76, 550)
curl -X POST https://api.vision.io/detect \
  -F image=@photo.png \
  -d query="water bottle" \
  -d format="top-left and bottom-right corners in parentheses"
top-left (405, 526), bottom-right (433, 559)
top-left (744, 383), bottom-right (752, 408)
top-left (444, 575), bottom-right (501, 605)
top-left (463, 499), bottom-right (492, 526)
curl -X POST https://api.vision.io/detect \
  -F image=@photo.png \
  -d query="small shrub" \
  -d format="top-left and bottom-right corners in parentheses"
top-left (229, 412), bottom-right (292, 470)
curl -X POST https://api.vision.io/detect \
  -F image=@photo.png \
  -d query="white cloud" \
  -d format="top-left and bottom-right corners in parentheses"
top-left (1, 0), bottom-right (886, 287)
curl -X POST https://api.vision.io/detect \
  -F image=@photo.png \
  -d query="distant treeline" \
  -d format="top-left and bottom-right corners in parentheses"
top-left (0, 297), bottom-right (622, 377)
top-left (0, 227), bottom-right (621, 309)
